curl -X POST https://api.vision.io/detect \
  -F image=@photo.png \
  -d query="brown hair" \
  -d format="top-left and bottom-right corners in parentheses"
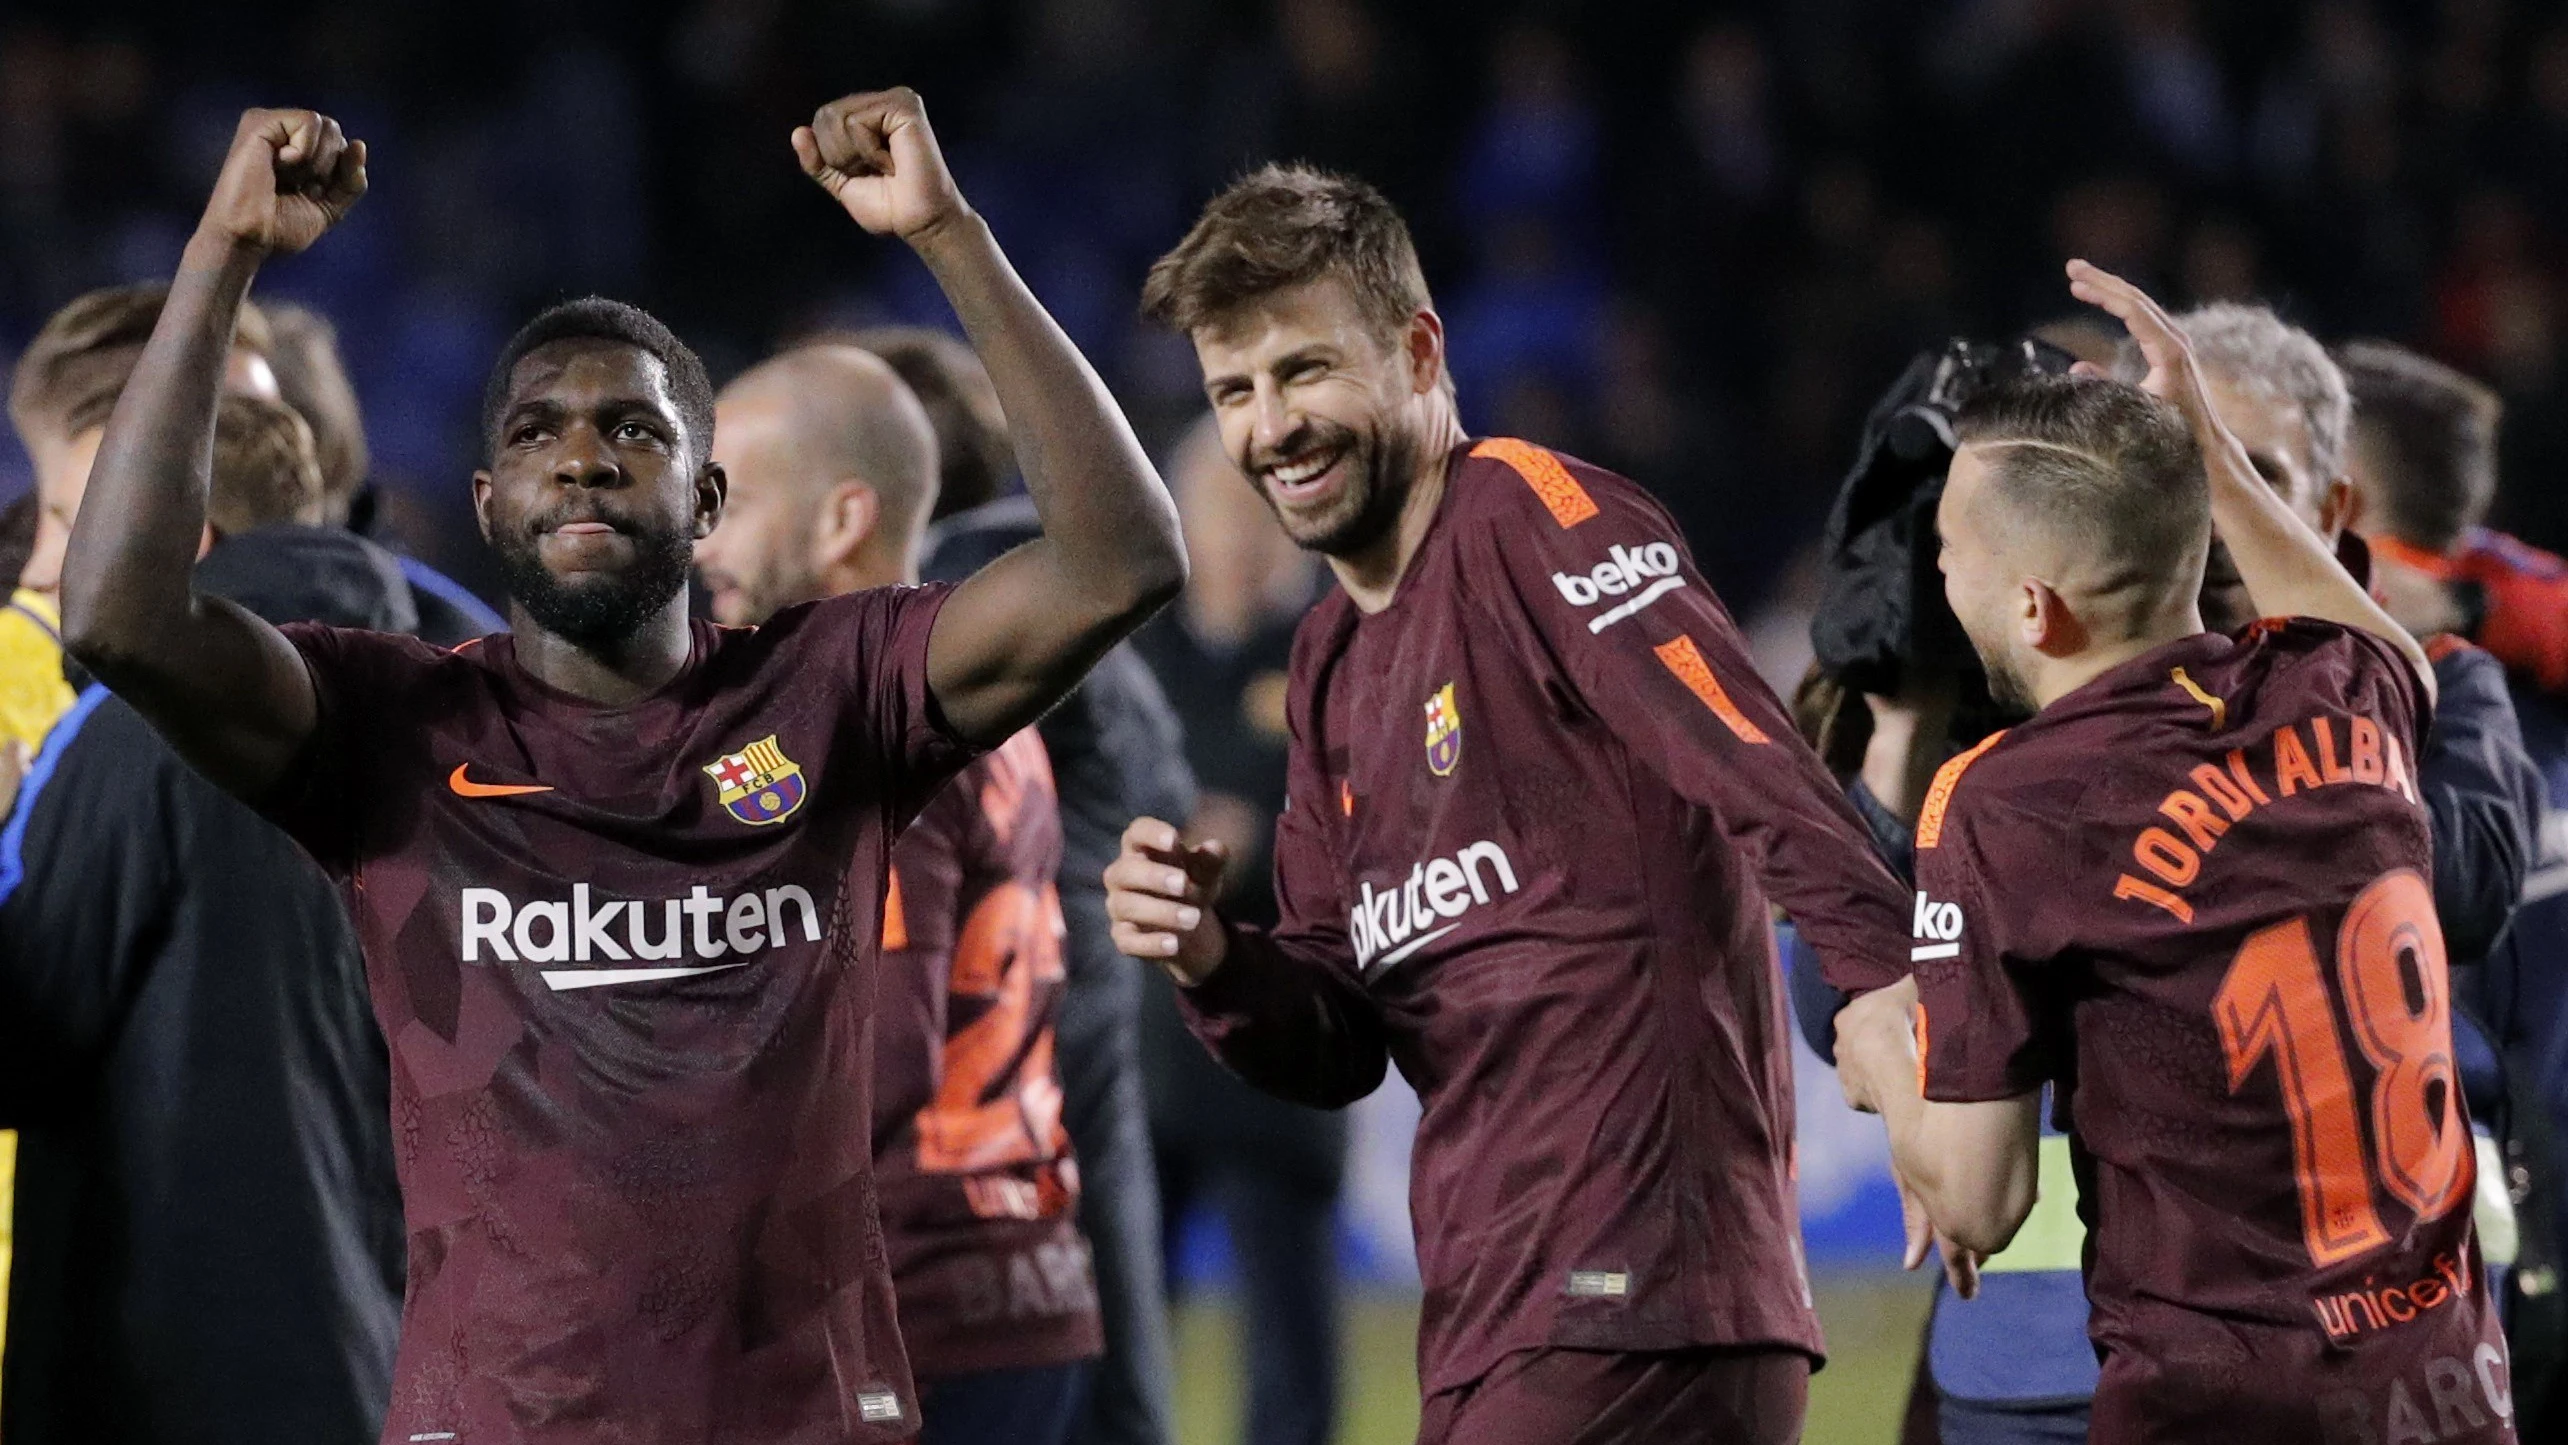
top-left (839, 326), bottom-right (1012, 521)
top-left (8, 284), bottom-right (274, 445)
top-left (1142, 162), bottom-right (1434, 346)
top-left (1953, 375), bottom-right (2208, 622)
top-left (262, 302), bottom-right (370, 518)
top-left (2335, 340), bottom-right (2502, 553)
top-left (208, 394), bottom-right (325, 537)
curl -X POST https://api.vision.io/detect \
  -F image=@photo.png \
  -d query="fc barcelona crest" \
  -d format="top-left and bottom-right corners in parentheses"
top-left (1423, 683), bottom-right (1462, 777)
top-left (703, 735), bottom-right (808, 826)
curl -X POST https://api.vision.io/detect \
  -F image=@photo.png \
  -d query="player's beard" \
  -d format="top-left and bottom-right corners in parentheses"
top-left (1256, 416), bottom-right (1421, 560)
top-left (1972, 633), bottom-right (2041, 715)
top-left (492, 507), bottom-right (698, 647)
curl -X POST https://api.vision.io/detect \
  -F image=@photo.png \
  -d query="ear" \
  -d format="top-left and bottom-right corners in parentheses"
top-left (2020, 578), bottom-right (2089, 659)
top-left (813, 480), bottom-right (882, 570)
top-left (2317, 474), bottom-right (2357, 541)
top-left (694, 462), bottom-right (728, 542)
top-left (1404, 309), bottom-right (1448, 397)
top-left (471, 470), bottom-right (495, 544)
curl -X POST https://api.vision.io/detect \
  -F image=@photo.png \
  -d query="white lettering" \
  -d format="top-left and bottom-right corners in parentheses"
top-left (725, 892), bottom-right (767, 954)
top-left (1550, 543), bottom-right (1687, 631)
top-left (630, 899), bottom-right (683, 960)
top-left (462, 888), bottom-right (516, 962)
top-left (685, 885), bottom-right (728, 958)
top-left (2477, 1342), bottom-right (2514, 1419)
top-left (513, 900), bottom-right (570, 963)
top-left (1424, 858), bottom-right (1470, 917)
top-left (1351, 840), bottom-right (1523, 974)
top-left (767, 885), bottom-right (822, 943)
top-left (573, 884), bottom-right (632, 962)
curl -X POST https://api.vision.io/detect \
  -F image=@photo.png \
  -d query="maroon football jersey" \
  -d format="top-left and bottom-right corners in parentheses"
top-left (1915, 620), bottom-right (2516, 1443)
top-left (1178, 438), bottom-right (1913, 1402)
top-left (267, 585), bottom-right (974, 1445)
top-left (871, 729), bottom-right (1102, 1380)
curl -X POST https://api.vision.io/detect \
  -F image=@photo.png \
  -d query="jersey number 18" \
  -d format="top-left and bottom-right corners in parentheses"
top-left (2213, 868), bottom-right (2472, 1268)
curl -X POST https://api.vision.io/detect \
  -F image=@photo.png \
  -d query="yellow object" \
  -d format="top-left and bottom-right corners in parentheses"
top-left (1980, 1134), bottom-right (2088, 1275)
top-left (1, 587), bottom-right (75, 753)
top-left (0, 585), bottom-right (71, 1407)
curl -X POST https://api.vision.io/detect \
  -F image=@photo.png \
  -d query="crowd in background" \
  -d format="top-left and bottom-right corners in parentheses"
top-left (12, 0), bottom-right (2568, 610)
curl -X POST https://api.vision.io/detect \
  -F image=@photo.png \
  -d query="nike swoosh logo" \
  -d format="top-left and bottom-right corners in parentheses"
top-left (449, 764), bottom-right (555, 799)
top-left (541, 963), bottom-right (747, 991)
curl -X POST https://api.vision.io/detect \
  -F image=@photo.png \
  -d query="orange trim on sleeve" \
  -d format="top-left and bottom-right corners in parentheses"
top-left (881, 869), bottom-right (909, 951)
top-left (1914, 1005), bottom-right (1931, 1094)
top-left (1651, 636), bottom-right (1771, 744)
top-left (1915, 730), bottom-right (2008, 851)
top-left (1472, 437), bottom-right (1599, 528)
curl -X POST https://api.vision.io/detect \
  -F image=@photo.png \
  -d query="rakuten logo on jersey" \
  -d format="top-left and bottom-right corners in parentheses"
top-left (1551, 542), bottom-right (1687, 633)
top-left (1350, 840), bottom-right (1520, 977)
top-left (1911, 890), bottom-right (1964, 962)
top-left (460, 882), bottom-right (825, 990)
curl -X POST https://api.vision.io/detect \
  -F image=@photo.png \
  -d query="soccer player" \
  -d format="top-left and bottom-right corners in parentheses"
top-left (59, 94), bottom-right (1183, 1445)
top-left (697, 342), bottom-right (1102, 1443)
top-left (1105, 164), bottom-right (1912, 1443)
top-left (1838, 261), bottom-right (2515, 1443)
top-left (876, 325), bottom-right (1189, 1445)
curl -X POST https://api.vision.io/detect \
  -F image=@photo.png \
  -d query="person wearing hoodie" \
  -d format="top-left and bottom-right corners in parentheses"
top-left (0, 392), bottom-right (408, 1445)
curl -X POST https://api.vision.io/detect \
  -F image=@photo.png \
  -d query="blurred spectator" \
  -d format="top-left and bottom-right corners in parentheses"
top-left (0, 395), bottom-right (414, 1445)
top-left (1135, 418), bottom-right (1341, 1445)
top-left (910, 336), bottom-right (1193, 1445)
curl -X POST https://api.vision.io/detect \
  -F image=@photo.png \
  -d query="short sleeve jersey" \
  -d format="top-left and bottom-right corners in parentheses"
top-left (1915, 621), bottom-right (2515, 1442)
top-left (269, 585), bottom-right (974, 1445)
top-left (870, 730), bottom-right (1101, 1381)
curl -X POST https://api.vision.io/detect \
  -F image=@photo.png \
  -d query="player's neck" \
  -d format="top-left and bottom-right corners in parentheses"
top-left (509, 598), bottom-right (695, 705)
top-left (1328, 411), bottom-right (1468, 614)
top-left (2028, 618), bottom-right (2205, 710)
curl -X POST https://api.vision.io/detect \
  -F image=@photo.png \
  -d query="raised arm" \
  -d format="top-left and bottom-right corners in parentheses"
top-left (2069, 260), bottom-right (2437, 708)
top-left (795, 90), bottom-right (1185, 746)
top-left (57, 109), bottom-right (366, 799)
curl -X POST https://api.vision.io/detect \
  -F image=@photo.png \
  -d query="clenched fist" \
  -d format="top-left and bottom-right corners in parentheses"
top-left (1105, 817), bottom-right (1231, 986)
top-left (793, 89), bottom-right (971, 244)
top-left (197, 108), bottom-right (367, 257)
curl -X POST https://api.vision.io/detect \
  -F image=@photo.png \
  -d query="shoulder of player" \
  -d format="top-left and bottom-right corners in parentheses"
top-left (1452, 437), bottom-right (1664, 538)
top-left (284, 619), bottom-right (481, 688)
top-left (1915, 726), bottom-right (2094, 860)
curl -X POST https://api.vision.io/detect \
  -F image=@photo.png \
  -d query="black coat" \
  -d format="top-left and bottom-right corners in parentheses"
top-left (0, 525), bottom-right (411, 1445)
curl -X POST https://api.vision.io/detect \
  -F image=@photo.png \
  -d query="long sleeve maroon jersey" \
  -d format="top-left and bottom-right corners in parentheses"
top-left (871, 729), bottom-right (1103, 1381)
top-left (1914, 620), bottom-right (2514, 1444)
top-left (1177, 438), bottom-right (1912, 1401)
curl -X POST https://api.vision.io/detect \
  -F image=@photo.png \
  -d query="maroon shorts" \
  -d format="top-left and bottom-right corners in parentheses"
top-left (1416, 1346), bottom-right (1809, 1445)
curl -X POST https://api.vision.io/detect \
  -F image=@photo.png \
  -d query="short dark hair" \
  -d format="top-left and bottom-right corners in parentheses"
top-left (208, 394), bottom-right (325, 536)
top-left (2336, 340), bottom-right (2502, 553)
top-left (1142, 163), bottom-right (1433, 345)
top-left (10, 283), bottom-right (274, 444)
top-left (1954, 375), bottom-right (2208, 614)
top-left (480, 297), bottom-right (714, 467)
top-left (840, 326), bottom-right (1011, 520)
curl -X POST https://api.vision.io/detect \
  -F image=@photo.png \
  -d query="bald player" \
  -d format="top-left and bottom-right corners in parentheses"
top-left (698, 345), bottom-right (1103, 1445)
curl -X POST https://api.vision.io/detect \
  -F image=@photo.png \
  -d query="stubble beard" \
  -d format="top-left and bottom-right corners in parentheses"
top-left (492, 511), bottom-right (698, 648)
top-left (1261, 418), bottom-right (1424, 562)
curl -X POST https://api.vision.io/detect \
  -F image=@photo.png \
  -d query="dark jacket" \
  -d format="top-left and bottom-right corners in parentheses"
top-left (0, 524), bottom-right (408, 1445)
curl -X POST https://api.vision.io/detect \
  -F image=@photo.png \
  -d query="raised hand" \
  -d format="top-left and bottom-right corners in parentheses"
top-left (1104, 817), bottom-right (1231, 985)
top-left (197, 108), bottom-right (366, 257)
top-left (793, 89), bottom-right (970, 245)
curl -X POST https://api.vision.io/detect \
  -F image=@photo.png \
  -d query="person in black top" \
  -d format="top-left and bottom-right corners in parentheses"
top-left (0, 398), bottom-right (410, 1445)
top-left (1133, 418), bottom-right (1345, 1445)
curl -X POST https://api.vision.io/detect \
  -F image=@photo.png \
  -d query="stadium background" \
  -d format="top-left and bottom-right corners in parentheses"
top-left (6, 0), bottom-right (2568, 1438)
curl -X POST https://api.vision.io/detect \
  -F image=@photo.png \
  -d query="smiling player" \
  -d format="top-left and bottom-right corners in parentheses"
top-left (60, 96), bottom-right (1182, 1445)
top-left (1106, 164), bottom-right (1911, 1444)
